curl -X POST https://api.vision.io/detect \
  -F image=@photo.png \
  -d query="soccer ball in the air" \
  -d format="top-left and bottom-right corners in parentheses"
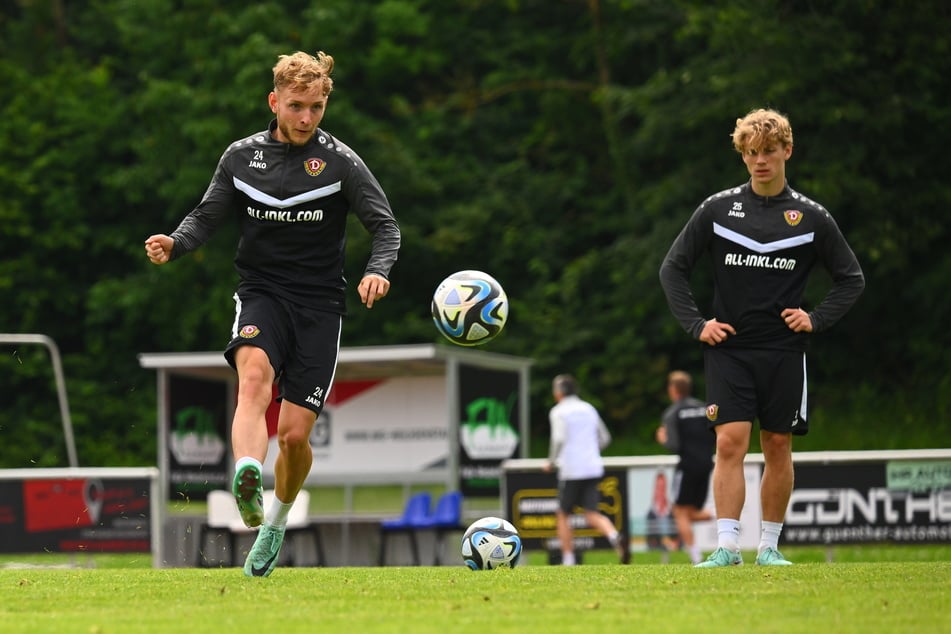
top-left (461, 516), bottom-right (522, 570)
top-left (431, 270), bottom-right (508, 346)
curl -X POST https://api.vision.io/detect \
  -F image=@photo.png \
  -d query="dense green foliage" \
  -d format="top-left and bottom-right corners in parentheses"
top-left (2, 0), bottom-right (949, 467)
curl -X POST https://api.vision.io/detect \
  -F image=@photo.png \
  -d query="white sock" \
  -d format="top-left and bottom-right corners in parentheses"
top-left (759, 521), bottom-right (783, 554)
top-left (265, 495), bottom-right (293, 529)
top-left (235, 456), bottom-right (263, 473)
top-left (561, 551), bottom-right (576, 566)
top-left (607, 531), bottom-right (620, 547)
top-left (688, 544), bottom-right (702, 564)
top-left (716, 518), bottom-right (741, 551)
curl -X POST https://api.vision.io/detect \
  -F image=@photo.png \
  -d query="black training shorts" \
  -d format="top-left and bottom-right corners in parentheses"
top-left (703, 347), bottom-right (808, 435)
top-left (672, 465), bottom-right (712, 509)
top-left (558, 477), bottom-right (603, 514)
top-left (224, 290), bottom-right (341, 415)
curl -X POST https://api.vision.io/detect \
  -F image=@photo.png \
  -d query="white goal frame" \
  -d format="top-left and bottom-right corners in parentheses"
top-left (1, 333), bottom-right (79, 467)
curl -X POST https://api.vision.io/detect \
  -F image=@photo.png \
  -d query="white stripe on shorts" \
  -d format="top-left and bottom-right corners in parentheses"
top-left (800, 353), bottom-right (808, 422)
top-left (324, 315), bottom-right (343, 398)
top-left (230, 293), bottom-right (242, 340)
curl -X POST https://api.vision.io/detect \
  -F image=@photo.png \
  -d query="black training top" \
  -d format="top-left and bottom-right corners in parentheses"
top-left (659, 181), bottom-right (864, 351)
top-left (169, 120), bottom-right (401, 313)
top-left (660, 396), bottom-right (714, 470)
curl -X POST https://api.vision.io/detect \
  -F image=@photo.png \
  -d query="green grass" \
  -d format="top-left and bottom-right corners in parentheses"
top-left (2, 547), bottom-right (949, 633)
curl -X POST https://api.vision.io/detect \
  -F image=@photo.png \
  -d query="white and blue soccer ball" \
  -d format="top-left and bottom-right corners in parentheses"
top-left (461, 516), bottom-right (522, 570)
top-left (431, 270), bottom-right (508, 346)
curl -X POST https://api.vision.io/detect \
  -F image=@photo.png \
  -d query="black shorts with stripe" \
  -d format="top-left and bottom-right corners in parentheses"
top-left (703, 347), bottom-right (809, 435)
top-left (224, 290), bottom-right (341, 415)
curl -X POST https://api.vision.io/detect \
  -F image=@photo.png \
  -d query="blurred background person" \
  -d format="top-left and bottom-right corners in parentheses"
top-left (656, 370), bottom-right (715, 564)
top-left (544, 374), bottom-right (629, 565)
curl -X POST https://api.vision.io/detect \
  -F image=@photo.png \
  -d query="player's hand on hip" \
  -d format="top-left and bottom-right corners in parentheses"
top-left (781, 307), bottom-right (813, 333)
top-left (358, 274), bottom-right (390, 308)
top-left (144, 234), bottom-right (174, 265)
top-left (699, 319), bottom-right (736, 346)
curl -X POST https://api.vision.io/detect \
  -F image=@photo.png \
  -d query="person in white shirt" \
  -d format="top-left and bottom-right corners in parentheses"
top-left (544, 374), bottom-right (629, 565)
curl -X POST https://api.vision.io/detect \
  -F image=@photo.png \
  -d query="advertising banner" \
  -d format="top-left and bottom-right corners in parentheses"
top-left (783, 460), bottom-right (951, 545)
top-left (626, 464), bottom-right (761, 553)
top-left (627, 465), bottom-right (679, 552)
top-left (503, 468), bottom-right (627, 551)
top-left (0, 476), bottom-right (153, 553)
top-left (262, 376), bottom-right (452, 482)
top-left (457, 364), bottom-right (522, 496)
top-left (167, 375), bottom-right (230, 501)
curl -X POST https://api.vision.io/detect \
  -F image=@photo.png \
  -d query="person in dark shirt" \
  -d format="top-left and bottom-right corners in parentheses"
top-left (659, 108), bottom-right (864, 567)
top-left (656, 370), bottom-right (715, 564)
top-left (145, 50), bottom-right (400, 577)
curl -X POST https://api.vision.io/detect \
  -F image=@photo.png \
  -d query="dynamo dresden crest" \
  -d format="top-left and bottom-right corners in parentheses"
top-left (706, 404), bottom-right (719, 422)
top-left (304, 158), bottom-right (326, 176)
top-left (783, 209), bottom-right (804, 226)
top-left (239, 325), bottom-right (260, 339)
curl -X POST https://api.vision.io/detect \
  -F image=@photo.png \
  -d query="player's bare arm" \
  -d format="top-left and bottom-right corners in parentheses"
top-left (699, 318), bottom-right (736, 346)
top-left (358, 274), bottom-right (390, 308)
top-left (781, 307), bottom-right (813, 333)
top-left (144, 234), bottom-right (174, 265)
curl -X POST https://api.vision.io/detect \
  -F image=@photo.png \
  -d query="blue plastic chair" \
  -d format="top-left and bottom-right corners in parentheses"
top-left (378, 492), bottom-right (432, 566)
top-left (415, 491), bottom-right (464, 565)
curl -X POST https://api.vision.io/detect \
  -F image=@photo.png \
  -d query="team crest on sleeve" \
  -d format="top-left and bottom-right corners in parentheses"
top-left (239, 325), bottom-right (261, 339)
top-left (783, 209), bottom-right (804, 226)
top-left (706, 404), bottom-right (719, 421)
top-left (304, 158), bottom-right (327, 176)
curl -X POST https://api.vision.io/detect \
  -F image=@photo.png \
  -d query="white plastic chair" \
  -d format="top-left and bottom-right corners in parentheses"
top-left (197, 489), bottom-right (323, 567)
top-left (196, 490), bottom-right (249, 567)
top-left (281, 489), bottom-right (325, 566)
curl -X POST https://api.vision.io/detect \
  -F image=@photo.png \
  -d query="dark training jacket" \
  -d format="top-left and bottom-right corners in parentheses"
top-left (659, 181), bottom-right (864, 351)
top-left (169, 120), bottom-right (401, 313)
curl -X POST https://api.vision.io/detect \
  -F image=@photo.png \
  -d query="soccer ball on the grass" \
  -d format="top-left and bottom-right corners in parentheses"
top-left (431, 270), bottom-right (508, 346)
top-left (461, 516), bottom-right (522, 570)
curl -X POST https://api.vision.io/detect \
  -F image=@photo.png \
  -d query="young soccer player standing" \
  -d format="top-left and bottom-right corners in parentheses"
top-left (659, 108), bottom-right (864, 566)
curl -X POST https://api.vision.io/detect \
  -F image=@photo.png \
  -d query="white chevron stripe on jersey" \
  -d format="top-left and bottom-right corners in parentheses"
top-left (233, 177), bottom-right (342, 209)
top-left (713, 222), bottom-right (815, 254)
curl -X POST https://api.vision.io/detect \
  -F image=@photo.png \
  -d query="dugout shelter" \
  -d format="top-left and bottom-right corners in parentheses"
top-left (138, 343), bottom-right (533, 506)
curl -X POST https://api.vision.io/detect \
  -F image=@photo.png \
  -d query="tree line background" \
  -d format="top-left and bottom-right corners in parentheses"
top-left (1, 0), bottom-right (948, 468)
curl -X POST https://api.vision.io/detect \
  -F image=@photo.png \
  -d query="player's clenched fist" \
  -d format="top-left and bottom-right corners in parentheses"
top-left (144, 234), bottom-right (174, 264)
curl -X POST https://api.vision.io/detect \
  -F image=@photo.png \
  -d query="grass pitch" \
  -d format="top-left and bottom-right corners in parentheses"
top-left (2, 554), bottom-right (949, 634)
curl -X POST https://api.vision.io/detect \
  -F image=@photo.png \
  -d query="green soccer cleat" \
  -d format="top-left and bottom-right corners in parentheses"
top-left (756, 547), bottom-right (793, 566)
top-left (694, 547), bottom-right (743, 568)
top-left (244, 524), bottom-right (286, 577)
top-left (232, 463), bottom-right (264, 528)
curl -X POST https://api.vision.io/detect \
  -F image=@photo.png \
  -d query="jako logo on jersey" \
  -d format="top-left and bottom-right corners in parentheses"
top-left (249, 149), bottom-right (267, 169)
top-left (706, 404), bottom-right (719, 422)
top-left (784, 209), bottom-right (804, 226)
top-left (239, 325), bottom-right (260, 339)
top-left (304, 158), bottom-right (326, 176)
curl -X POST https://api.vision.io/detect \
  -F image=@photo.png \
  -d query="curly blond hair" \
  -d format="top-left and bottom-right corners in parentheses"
top-left (273, 51), bottom-right (334, 96)
top-left (732, 108), bottom-right (793, 153)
